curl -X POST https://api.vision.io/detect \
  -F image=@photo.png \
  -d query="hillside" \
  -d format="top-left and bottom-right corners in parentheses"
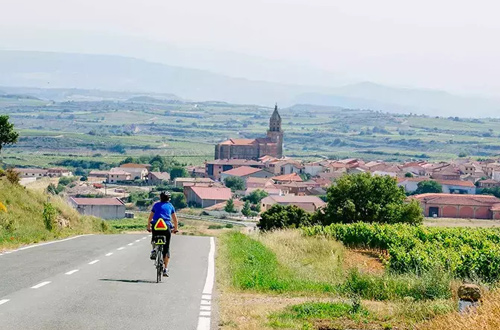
top-left (2, 50), bottom-right (500, 116)
top-left (0, 178), bottom-right (111, 250)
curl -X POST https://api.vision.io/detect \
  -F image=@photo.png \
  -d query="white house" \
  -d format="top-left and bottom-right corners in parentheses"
top-left (70, 197), bottom-right (126, 219)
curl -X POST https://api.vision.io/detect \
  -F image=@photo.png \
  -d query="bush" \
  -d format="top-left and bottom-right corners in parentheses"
top-left (171, 192), bottom-right (187, 209)
top-left (5, 169), bottom-right (20, 185)
top-left (320, 173), bottom-right (423, 225)
top-left (43, 203), bottom-right (57, 231)
top-left (208, 224), bottom-right (224, 230)
top-left (258, 204), bottom-right (313, 231)
top-left (224, 177), bottom-right (245, 191)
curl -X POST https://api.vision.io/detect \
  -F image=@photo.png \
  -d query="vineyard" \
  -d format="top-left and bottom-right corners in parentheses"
top-left (304, 223), bottom-right (500, 283)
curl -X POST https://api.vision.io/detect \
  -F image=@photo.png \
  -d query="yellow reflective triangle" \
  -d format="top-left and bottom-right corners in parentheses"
top-left (154, 218), bottom-right (168, 230)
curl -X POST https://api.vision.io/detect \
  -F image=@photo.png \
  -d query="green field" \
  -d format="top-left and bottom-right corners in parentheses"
top-left (2, 97), bottom-right (500, 168)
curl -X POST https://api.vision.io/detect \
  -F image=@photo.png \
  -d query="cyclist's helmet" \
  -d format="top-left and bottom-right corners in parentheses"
top-left (160, 191), bottom-right (171, 202)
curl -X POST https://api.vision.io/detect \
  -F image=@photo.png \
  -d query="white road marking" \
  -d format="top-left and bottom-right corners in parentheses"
top-left (201, 299), bottom-right (211, 305)
top-left (0, 235), bottom-right (94, 257)
top-left (65, 269), bottom-right (79, 275)
top-left (31, 281), bottom-right (51, 289)
top-left (135, 239), bottom-right (141, 242)
top-left (128, 243), bottom-right (133, 246)
top-left (202, 237), bottom-right (215, 295)
top-left (0, 299), bottom-right (10, 305)
top-left (105, 253), bottom-right (113, 256)
top-left (197, 237), bottom-right (216, 330)
top-left (88, 260), bottom-right (100, 265)
top-left (117, 247), bottom-right (125, 250)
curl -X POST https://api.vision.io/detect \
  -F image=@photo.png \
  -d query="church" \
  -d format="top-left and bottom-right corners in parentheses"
top-left (214, 104), bottom-right (284, 160)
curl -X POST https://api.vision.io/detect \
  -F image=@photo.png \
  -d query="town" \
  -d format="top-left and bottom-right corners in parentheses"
top-left (13, 106), bottom-right (500, 221)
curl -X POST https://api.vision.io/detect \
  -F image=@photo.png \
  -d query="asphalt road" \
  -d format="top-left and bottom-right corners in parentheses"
top-left (0, 234), bottom-right (215, 330)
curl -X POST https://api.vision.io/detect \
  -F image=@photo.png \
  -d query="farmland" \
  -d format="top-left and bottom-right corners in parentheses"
top-left (2, 93), bottom-right (500, 169)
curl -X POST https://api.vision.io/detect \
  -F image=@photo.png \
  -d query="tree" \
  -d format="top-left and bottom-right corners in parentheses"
top-left (414, 180), bottom-right (442, 194)
top-left (242, 189), bottom-right (268, 204)
top-left (0, 115), bottom-right (19, 153)
top-left (405, 172), bottom-right (413, 178)
top-left (224, 177), bottom-right (245, 192)
top-left (321, 173), bottom-right (423, 225)
top-left (170, 167), bottom-right (188, 181)
top-left (258, 204), bottom-right (313, 231)
top-left (171, 192), bottom-right (187, 210)
top-left (224, 199), bottom-right (236, 213)
top-left (479, 187), bottom-right (500, 198)
top-left (241, 201), bottom-right (251, 217)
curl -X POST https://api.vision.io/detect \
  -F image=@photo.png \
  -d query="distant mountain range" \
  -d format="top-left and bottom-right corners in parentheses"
top-left (1, 50), bottom-right (499, 117)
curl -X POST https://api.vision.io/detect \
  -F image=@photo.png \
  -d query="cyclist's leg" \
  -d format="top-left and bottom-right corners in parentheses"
top-left (163, 227), bottom-right (172, 268)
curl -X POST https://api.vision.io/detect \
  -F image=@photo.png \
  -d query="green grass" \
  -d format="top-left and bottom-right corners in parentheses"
top-left (0, 178), bottom-right (112, 249)
top-left (219, 231), bottom-right (453, 300)
top-left (220, 232), bottom-right (334, 293)
top-left (268, 302), bottom-right (369, 329)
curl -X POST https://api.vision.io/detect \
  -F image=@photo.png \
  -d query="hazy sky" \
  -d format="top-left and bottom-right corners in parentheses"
top-left (1, 0), bottom-right (500, 95)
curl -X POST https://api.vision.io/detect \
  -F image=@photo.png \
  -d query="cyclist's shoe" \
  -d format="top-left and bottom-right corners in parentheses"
top-left (163, 268), bottom-right (169, 277)
top-left (150, 250), bottom-right (157, 260)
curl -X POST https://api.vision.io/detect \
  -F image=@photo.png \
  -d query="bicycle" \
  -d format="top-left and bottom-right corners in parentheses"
top-left (152, 235), bottom-right (167, 283)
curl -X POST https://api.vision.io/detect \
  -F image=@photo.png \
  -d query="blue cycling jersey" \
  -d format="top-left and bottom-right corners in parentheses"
top-left (150, 202), bottom-right (175, 229)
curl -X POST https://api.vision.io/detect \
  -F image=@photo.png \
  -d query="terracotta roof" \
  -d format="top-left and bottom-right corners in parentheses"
top-left (14, 168), bottom-right (48, 173)
top-left (175, 177), bottom-right (214, 183)
top-left (109, 170), bottom-right (131, 175)
top-left (119, 163), bottom-right (149, 168)
top-left (437, 180), bottom-right (475, 188)
top-left (219, 138), bottom-right (257, 145)
top-left (71, 197), bottom-right (125, 206)
top-left (207, 159), bottom-right (263, 166)
top-left (246, 177), bottom-right (275, 188)
top-left (204, 199), bottom-right (245, 211)
top-left (479, 179), bottom-right (499, 184)
top-left (190, 186), bottom-right (232, 201)
top-left (491, 203), bottom-right (500, 211)
top-left (221, 166), bottom-right (263, 177)
top-left (262, 195), bottom-right (326, 210)
top-left (272, 173), bottom-right (303, 182)
top-left (411, 194), bottom-right (500, 206)
top-left (149, 172), bottom-right (171, 180)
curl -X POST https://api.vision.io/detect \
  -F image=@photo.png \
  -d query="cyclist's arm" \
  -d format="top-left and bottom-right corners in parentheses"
top-left (147, 212), bottom-right (154, 232)
top-left (172, 212), bottom-right (179, 232)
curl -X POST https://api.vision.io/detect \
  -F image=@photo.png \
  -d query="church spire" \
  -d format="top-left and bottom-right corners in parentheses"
top-left (269, 103), bottom-right (281, 132)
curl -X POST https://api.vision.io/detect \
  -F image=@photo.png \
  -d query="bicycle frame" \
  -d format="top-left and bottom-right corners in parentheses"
top-left (153, 235), bottom-right (167, 283)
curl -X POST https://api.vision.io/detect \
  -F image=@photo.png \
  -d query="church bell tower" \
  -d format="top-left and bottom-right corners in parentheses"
top-left (267, 103), bottom-right (284, 158)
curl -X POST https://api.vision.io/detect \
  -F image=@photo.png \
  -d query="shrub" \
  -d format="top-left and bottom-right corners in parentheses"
top-left (321, 173), bottom-right (423, 225)
top-left (43, 202), bottom-right (57, 231)
top-left (258, 204), bottom-right (313, 231)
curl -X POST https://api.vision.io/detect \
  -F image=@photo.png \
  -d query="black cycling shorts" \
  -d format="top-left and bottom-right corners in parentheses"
top-left (152, 227), bottom-right (172, 258)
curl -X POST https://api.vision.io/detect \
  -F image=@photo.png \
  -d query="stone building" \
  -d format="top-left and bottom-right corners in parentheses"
top-left (214, 104), bottom-right (284, 160)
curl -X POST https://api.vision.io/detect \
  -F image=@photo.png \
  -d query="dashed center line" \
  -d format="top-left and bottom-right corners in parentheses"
top-left (65, 269), bottom-right (79, 275)
top-left (117, 247), bottom-right (125, 250)
top-left (105, 252), bottom-right (113, 256)
top-left (135, 239), bottom-right (141, 243)
top-left (31, 281), bottom-right (51, 289)
top-left (88, 260), bottom-right (100, 265)
top-left (0, 299), bottom-right (10, 305)
top-left (128, 243), bottom-right (133, 246)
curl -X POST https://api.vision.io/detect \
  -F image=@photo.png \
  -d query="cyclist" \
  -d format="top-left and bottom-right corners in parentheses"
top-left (147, 191), bottom-right (179, 277)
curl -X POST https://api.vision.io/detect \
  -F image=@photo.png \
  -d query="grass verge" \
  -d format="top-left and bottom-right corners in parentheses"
top-left (0, 178), bottom-right (111, 250)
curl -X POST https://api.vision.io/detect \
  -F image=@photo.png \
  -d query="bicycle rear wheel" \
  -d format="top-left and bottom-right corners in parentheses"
top-left (156, 247), bottom-right (163, 283)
